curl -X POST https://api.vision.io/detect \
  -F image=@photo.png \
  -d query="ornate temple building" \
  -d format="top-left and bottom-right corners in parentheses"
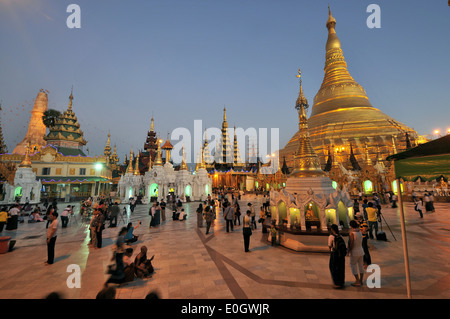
top-left (279, 8), bottom-right (419, 195)
top-left (117, 139), bottom-right (212, 203)
top-left (202, 107), bottom-right (262, 191)
top-left (0, 90), bottom-right (112, 203)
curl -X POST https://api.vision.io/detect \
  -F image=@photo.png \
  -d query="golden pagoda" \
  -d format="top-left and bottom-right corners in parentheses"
top-left (281, 7), bottom-right (418, 170)
top-left (13, 89), bottom-right (48, 154)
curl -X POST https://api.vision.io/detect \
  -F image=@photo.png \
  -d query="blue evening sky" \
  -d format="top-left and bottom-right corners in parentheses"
top-left (0, 0), bottom-right (449, 163)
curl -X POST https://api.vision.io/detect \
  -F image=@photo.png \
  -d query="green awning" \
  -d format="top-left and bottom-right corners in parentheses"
top-left (387, 134), bottom-right (450, 181)
top-left (392, 154), bottom-right (450, 181)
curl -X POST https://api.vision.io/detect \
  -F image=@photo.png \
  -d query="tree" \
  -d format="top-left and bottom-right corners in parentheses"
top-left (42, 109), bottom-right (61, 128)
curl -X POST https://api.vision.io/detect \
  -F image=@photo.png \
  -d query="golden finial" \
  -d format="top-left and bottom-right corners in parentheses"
top-left (295, 68), bottom-right (308, 113)
top-left (327, 4), bottom-right (336, 29)
top-left (223, 106), bottom-right (227, 122)
top-left (150, 117), bottom-right (154, 131)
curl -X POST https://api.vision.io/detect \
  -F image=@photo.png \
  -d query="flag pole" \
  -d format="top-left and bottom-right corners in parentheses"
top-left (396, 178), bottom-right (412, 299)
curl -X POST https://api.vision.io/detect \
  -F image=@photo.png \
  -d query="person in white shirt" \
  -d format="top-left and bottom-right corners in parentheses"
top-left (46, 212), bottom-right (58, 265)
top-left (6, 205), bottom-right (20, 230)
top-left (60, 205), bottom-right (71, 228)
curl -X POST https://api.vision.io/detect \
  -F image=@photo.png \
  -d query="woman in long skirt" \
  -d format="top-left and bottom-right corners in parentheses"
top-left (328, 224), bottom-right (346, 288)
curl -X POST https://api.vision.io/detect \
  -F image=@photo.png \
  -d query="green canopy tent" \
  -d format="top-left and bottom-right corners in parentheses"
top-left (386, 135), bottom-right (450, 181)
top-left (385, 134), bottom-right (450, 299)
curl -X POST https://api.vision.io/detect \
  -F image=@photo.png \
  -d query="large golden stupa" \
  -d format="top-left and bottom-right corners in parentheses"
top-left (281, 8), bottom-right (418, 170)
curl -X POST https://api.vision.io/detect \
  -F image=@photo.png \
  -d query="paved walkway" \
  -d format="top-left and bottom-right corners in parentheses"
top-left (0, 195), bottom-right (449, 299)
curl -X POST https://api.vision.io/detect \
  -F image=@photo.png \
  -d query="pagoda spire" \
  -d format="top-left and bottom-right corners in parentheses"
top-left (134, 152), bottom-right (140, 175)
top-left (110, 144), bottom-right (119, 166)
top-left (19, 141), bottom-right (32, 168)
top-left (311, 6), bottom-right (373, 117)
top-left (104, 133), bottom-right (112, 157)
top-left (68, 86), bottom-right (74, 111)
top-left (151, 117), bottom-right (154, 132)
top-left (290, 69), bottom-right (325, 178)
top-left (180, 145), bottom-right (188, 171)
top-left (127, 148), bottom-right (134, 174)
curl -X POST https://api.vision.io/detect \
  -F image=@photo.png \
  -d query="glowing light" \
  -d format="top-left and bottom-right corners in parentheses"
top-left (434, 129), bottom-right (440, 135)
top-left (95, 163), bottom-right (103, 170)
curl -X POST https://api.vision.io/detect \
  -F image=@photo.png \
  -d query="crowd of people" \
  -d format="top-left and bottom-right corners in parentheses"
top-left (1, 187), bottom-right (440, 297)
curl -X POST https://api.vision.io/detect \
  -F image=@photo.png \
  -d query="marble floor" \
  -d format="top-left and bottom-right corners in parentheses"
top-left (0, 195), bottom-right (449, 299)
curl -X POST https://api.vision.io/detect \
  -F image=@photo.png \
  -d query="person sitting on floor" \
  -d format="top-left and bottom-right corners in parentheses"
top-left (178, 208), bottom-right (186, 221)
top-left (122, 248), bottom-right (136, 283)
top-left (134, 246), bottom-right (154, 279)
top-left (124, 221), bottom-right (141, 244)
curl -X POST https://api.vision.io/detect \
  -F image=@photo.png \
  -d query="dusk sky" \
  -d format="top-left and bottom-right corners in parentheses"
top-left (0, 0), bottom-right (449, 164)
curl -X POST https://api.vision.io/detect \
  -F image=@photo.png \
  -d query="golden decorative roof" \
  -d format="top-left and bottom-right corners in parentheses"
top-left (44, 90), bottom-right (87, 146)
top-left (162, 138), bottom-right (173, 150)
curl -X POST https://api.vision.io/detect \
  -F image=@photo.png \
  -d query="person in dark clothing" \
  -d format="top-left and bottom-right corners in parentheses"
top-left (328, 224), bottom-right (346, 289)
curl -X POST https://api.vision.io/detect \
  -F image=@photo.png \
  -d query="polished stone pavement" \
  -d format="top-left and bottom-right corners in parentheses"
top-left (0, 195), bottom-right (449, 299)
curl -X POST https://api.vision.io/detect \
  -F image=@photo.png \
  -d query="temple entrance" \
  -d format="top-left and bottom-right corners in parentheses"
top-left (185, 185), bottom-right (192, 201)
top-left (338, 201), bottom-right (349, 228)
top-left (277, 201), bottom-right (287, 225)
top-left (14, 186), bottom-right (23, 201)
top-left (149, 183), bottom-right (158, 201)
top-left (363, 180), bottom-right (373, 195)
